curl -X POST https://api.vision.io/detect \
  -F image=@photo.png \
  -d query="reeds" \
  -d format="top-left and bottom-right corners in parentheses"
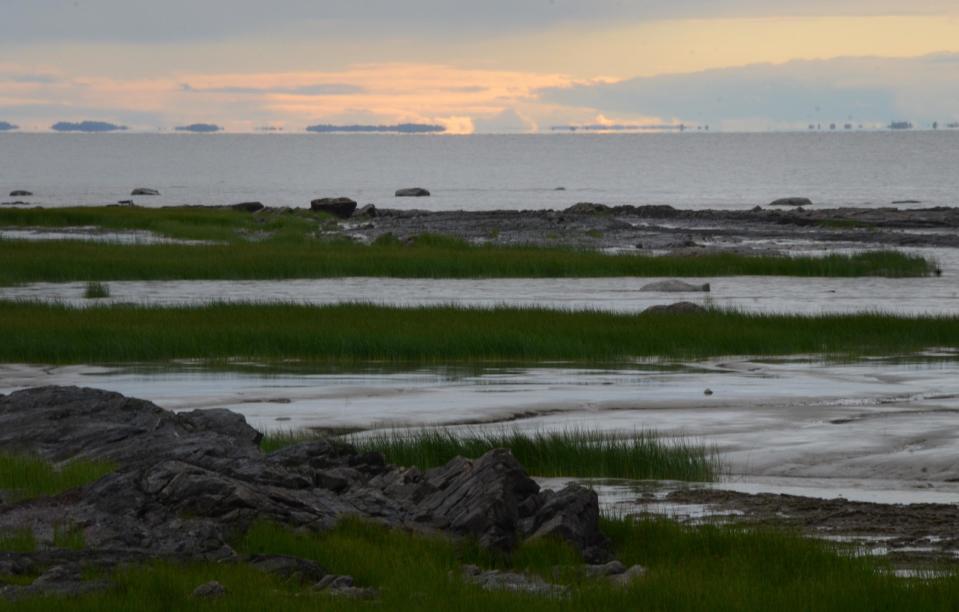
top-left (0, 453), bottom-right (115, 502)
top-left (1, 301), bottom-right (956, 363)
top-left (83, 281), bottom-right (110, 299)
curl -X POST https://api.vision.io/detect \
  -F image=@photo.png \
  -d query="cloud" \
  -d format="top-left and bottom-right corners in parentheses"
top-left (182, 82), bottom-right (366, 96)
top-left (3, 0), bottom-right (956, 45)
top-left (539, 54), bottom-right (959, 127)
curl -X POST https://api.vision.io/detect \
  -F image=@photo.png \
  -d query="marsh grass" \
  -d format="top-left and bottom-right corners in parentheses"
top-left (83, 281), bottom-right (110, 299)
top-left (1, 301), bottom-right (957, 364)
top-left (3, 518), bottom-right (958, 611)
top-left (261, 428), bottom-right (719, 481)
top-left (0, 453), bottom-right (115, 502)
top-left (0, 236), bottom-right (935, 285)
top-left (0, 529), bottom-right (37, 553)
top-left (52, 523), bottom-right (86, 551)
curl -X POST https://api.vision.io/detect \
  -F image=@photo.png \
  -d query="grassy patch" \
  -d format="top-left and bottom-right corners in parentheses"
top-left (3, 518), bottom-right (958, 611)
top-left (83, 281), bottom-right (110, 299)
top-left (0, 236), bottom-right (935, 284)
top-left (0, 205), bottom-right (325, 242)
top-left (0, 528), bottom-right (37, 553)
top-left (1, 302), bottom-right (957, 364)
top-left (52, 523), bottom-right (86, 551)
top-left (0, 453), bottom-right (115, 502)
top-left (262, 429), bottom-right (719, 482)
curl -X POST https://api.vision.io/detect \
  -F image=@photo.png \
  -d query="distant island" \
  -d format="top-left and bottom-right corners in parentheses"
top-left (174, 123), bottom-right (223, 133)
top-left (0, 121), bottom-right (17, 132)
top-left (51, 121), bottom-right (128, 133)
top-left (551, 123), bottom-right (690, 132)
top-left (306, 123), bottom-right (445, 134)
top-left (888, 121), bottom-right (913, 130)
top-left (256, 126), bottom-right (284, 132)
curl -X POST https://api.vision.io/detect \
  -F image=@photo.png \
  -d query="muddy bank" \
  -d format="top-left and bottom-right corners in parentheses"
top-left (344, 204), bottom-right (959, 250)
top-left (664, 488), bottom-right (959, 570)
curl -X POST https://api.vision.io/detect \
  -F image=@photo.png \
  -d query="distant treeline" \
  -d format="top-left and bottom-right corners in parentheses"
top-left (0, 121), bottom-right (17, 131)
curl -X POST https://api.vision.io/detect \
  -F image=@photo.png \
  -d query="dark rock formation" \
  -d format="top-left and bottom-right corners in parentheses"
top-left (768, 197), bottom-right (813, 207)
top-left (356, 204), bottom-right (377, 217)
top-left (395, 188), bottom-right (431, 197)
top-left (131, 188), bottom-right (160, 196)
top-left (8, 190), bottom-right (32, 197)
top-left (0, 387), bottom-right (610, 597)
top-left (565, 202), bottom-right (611, 214)
top-left (0, 201), bottom-right (29, 207)
top-left (230, 202), bottom-right (265, 213)
top-left (311, 197), bottom-right (357, 218)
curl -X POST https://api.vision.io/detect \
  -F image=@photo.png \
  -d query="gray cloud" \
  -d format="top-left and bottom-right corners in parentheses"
top-left (3, 0), bottom-right (955, 45)
top-left (539, 54), bottom-right (959, 126)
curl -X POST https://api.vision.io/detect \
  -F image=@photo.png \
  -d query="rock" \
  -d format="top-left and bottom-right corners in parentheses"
top-left (9, 190), bottom-right (32, 197)
top-left (395, 188), bottom-right (430, 197)
top-left (554, 187), bottom-right (566, 191)
top-left (115, 200), bottom-right (135, 207)
top-left (249, 555), bottom-right (328, 583)
top-left (584, 560), bottom-right (627, 577)
top-left (608, 564), bottom-right (647, 587)
top-left (230, 202), bottom-right (265, 213)
top-left (751, 205), bottom-right (763, 212)
top-left (640, 280), bottom-right (711, 293)
top-left (192, 581), bottom-right (227, 599)
top-left (356, 204), bottom-right (377, 217)
top-left (643, 302), bottom-right (707, 314)
top-left (459, 566), bottom-right (567, 597)
top-left (892, 200), bottom-right (922, 205)
top-left (310, 197), bottom-right (357, 218)
top-left (704, 388), bottom-right (714, 396)
top-left (768, 197), bottom-right (812, 207)
top-left (131, 188), bottom-right (160, 196)
top-left (0, 386), bottom-right (611, 585)
top-left (565, 202), bottom-right (611, 214)
top-left (0, 201), bottom-right (29, 207)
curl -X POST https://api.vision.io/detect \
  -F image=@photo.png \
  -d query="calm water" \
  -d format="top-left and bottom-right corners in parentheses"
top-left (2, 132), bottom-right (958, 210)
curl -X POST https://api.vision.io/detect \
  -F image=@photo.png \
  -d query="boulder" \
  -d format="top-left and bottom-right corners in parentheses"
top-left (131, 188), bottom-right (160, 196)
top-left (644, 302), bottom-right (707, 314)
top-left (356, 204), bottom-right (378, 218)
top-left (395, 188), bottom-right (430, 197)
top-left (8, 190), bottom-right (32, 197)
top-left (565, 202), bottom-right (611, 214)
top-left (768, 197), bottom-right (812, 207)
top-left (230, 202), bottom-right (265, 213)
top-left (640, 280), bottom-right (711, 293)
top-left (191, 581), bottom-right (227, 599)
top-left (0, 386), bottom-right (612, 589)
top-left (310, 197), bottom-right (357, 218)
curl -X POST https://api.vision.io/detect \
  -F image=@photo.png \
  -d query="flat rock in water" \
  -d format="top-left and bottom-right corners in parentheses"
top-left (640, 280), bottom-right (711, 292)
top-left (131, 188), bottom-right (160, 196)
top-left (768, 197), bottom-right (813, 207)
top-left (8, 190), bottom-right (32, 197)
top-left (311, 197), bottom-right (357, 218)
top-left (395, 187), bottom-right (430, 197)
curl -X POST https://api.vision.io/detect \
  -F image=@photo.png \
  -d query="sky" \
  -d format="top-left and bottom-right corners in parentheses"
top-left (2, 1), bottom-right (959, 133)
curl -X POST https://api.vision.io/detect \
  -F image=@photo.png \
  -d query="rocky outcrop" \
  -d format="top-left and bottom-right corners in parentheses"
top-left (565, 202), bottom-right (611, 214)
top-left (640, 280), bottom-right (711, 292)
top-left (0, 387), bottom-right (610, 596)
top-left (131, 188), bottom-right (160, 196)
top-left (229, 202), bottom-right (265, 213)
top-left (768, 197), bottom-right (813, 207)
top-left (395, 188), bottom-right (430, 197)
top-left (8, 190), bottom-right (32, 197)
top-left (356, 204), bottom-right (378, 217)
top-left (310, 197), bottom-right (357, 218)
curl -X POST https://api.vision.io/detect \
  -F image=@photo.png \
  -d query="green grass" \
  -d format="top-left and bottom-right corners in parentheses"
top-left (0, 236), bottom-right (935, 284)
top-left (0, 205), bottom-right (326, 242)
top-left (0, 453), bottom-right (115, 502)
top-left (3, 518), bottom-right (958, 611)
top-left (83, 281), bottom-right (110, 299)
top-left (0, 302), bottom-right (957, 364)
top-left (0, 528), bottom-right (37, 553)
top-left (280, 429), bottom-right (720, 482)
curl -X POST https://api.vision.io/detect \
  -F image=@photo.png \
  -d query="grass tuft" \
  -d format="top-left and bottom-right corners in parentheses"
top-left (83, 281), bottom-right (110, 299)
top-left (0, 453), bottom-right (115, 502)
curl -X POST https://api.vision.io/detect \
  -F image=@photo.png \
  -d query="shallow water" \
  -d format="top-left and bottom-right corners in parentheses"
top-left (3, 274), bottom-right (957, 315)
top-left (0, 227), bottom-right (212, 245)
top-left (4, 357), bottom-right (959, 486)
top-left (3, 132), bottom-right (959, 210)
